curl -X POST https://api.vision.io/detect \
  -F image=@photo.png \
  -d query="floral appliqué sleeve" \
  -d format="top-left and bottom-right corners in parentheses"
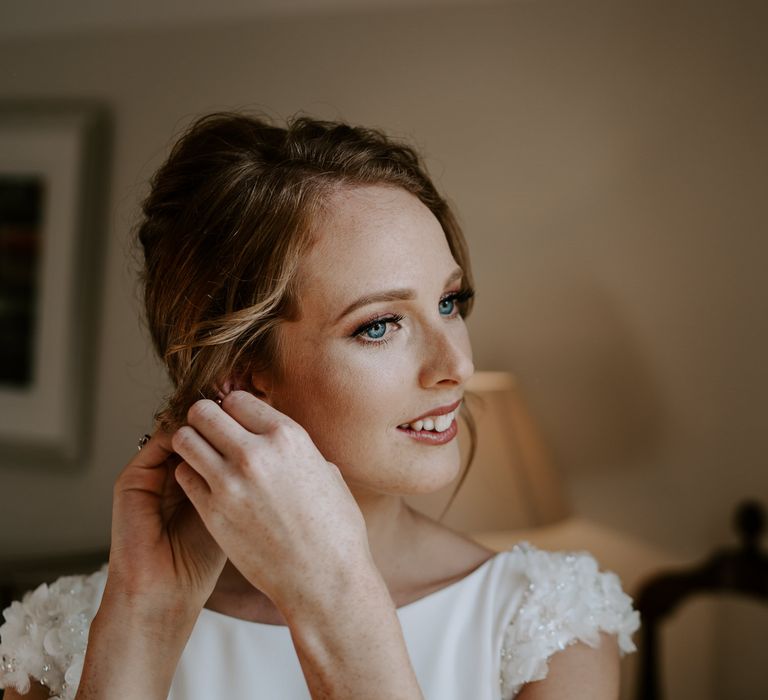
top-left (500, 544), bottom-right (640, 699)
top-left (0, 566), bottom-right (107, 700)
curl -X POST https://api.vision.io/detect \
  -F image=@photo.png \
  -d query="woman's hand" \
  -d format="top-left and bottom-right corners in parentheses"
top-left (171, 390), bottom-right (372, 609)
top-left (106, 430), bottom-right (227, 615)
top-left (75, 433), bottom-right (229, 700)
top-left (169, 391), bottom-right (423, 700)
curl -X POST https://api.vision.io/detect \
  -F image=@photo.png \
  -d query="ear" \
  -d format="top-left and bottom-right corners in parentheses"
top-left (215, 374), bottom-right (267, 402)
top-left (248, 368), bottom-right (272, 403)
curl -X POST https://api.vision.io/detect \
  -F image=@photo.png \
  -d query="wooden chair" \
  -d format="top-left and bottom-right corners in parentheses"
top-left (634, 500), bottom-right (768, 700)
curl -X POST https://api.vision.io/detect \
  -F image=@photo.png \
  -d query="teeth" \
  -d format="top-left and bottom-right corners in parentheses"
top-left (400, 408), bottom-right (457, 433)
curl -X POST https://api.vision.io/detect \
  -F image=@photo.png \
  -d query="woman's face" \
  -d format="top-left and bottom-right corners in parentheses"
top-left (264, 185), bottom-right (474, 497)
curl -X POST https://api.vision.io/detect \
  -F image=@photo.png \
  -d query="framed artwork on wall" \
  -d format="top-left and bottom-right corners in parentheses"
top-left (0, 102), bottom-right (110, 469)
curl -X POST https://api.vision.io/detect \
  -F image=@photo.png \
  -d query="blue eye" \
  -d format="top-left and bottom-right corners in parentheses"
top-left (364, 321), bottom-right (387, 340)
top-left (440, 289), bottom-right (475, 318)
top-left (439, 297), bottom-right (455, 316)
top-left (353, 314), bottom-right (404, 345)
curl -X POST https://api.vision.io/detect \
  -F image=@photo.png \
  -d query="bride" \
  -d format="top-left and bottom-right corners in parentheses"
top-left (0, 113), bottom-right (639, 699)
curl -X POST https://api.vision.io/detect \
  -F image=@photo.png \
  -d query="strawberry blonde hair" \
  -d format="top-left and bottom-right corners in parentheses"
top-left (136, 113), bottom-right (475, 432)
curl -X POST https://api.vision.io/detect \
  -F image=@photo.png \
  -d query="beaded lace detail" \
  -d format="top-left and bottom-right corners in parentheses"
top-left (499, 543), bottom-right (640, 699)
top-left (0, 547), bottom-right (639, 699)
top-left (0, 566), bottom-right (107, 700)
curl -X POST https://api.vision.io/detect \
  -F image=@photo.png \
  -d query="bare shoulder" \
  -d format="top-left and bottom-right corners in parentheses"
top-left (516, 632), bottom-right (620, 700)
top-left (2, 682), bottom-right (53, 699)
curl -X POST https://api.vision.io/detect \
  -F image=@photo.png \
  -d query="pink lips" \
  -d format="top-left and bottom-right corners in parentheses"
top-left (398, 419), bottom-right (459, 445)
top-left (402, 398), bottom-right (462, 425)
top-left (396, 398), bottom-right (462, 446)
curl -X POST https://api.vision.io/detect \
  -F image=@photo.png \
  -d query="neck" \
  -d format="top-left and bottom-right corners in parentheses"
top-left (209, 484), bottom-right (491, 621)
top-left (348, 486), bottom-right (419, 581)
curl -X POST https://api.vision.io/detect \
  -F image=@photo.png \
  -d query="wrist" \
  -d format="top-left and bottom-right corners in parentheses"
top-left (278, 556), bottom-right (390, 629)
top-left (277, 561), bottom-right (422, 700)
top-left (79, 598), bottom-right (197, 700)
top-left (98, 577), bottom-right (201, 637)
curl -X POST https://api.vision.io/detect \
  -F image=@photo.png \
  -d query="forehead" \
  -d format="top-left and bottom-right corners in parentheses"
top-left (296, 185), bottom-right (457, 312)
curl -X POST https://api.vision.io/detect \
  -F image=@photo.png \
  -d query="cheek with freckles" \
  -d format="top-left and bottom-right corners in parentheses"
top-left (272, 343), bottom-right (401, 463)
top-left (269, 335), bottom-right (463, 494)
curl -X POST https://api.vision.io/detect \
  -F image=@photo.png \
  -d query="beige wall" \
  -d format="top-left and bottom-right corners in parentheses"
top-left (1, 0), bottom-right (766, 692)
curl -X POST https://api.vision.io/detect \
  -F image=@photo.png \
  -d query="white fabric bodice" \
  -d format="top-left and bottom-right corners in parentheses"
top-left (0, 544), bottom-right (640, 699)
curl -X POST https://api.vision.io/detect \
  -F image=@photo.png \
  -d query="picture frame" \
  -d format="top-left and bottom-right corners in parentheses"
top-left (0, 101), bottom-right (110, 469)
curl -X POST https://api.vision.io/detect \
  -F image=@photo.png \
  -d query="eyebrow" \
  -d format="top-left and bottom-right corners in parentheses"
top-left (335, 267), bottom-right (464, 323)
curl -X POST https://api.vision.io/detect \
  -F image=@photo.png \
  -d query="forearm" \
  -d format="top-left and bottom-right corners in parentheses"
top-left (282, 564), bottom-right (423, 700)
top-left (75, 590), bottom-right (197, 700)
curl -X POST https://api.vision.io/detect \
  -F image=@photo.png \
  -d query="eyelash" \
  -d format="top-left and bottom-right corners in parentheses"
top-left (441, 288), bottom-right (475, 317)
top-left (352, 313), bottom-right (405, 347)
top-left (352, 288), bottom-right (476, 347)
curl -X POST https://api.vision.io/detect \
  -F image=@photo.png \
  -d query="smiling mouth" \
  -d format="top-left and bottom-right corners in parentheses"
top-left (397, 403), bottom-right (461, 433)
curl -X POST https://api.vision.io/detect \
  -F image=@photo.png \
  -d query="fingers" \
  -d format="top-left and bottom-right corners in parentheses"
top-left (116, 430), bottom-right (178, 498)
top-left (172, 422), bottom-right (225, 470)
top-left (219, 390), bottom-right (292, 435)
top-left (177, 391), bottom-right (298, 488)
top-left (184, 399), bottom-right (248, 455)
top-left (184, 391), bottom-right (293, 453)
top-left (132, 430), bottom-right (175, 470)
top-left (175, 461), bottom-right (211, 508)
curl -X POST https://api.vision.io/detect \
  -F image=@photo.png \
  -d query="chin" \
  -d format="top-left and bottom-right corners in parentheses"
top-left (400, 463), bottom-right (463, 496)
top-left (343, 443), bottom-right (463, 497)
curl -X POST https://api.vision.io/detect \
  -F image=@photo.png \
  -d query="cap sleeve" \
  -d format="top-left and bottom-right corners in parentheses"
top-left (500, 543), bottom-right (640, 699)
top-left (0, 565), bottom-right (107, 700)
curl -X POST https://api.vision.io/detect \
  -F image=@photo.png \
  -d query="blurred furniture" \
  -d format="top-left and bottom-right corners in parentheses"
top-left (634, 500), bottom-right (768, 700)
top-left (405, 371), bottom-right (569, 531)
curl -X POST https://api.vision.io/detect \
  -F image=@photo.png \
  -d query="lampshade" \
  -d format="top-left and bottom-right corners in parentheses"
top-left (404, 371), bottom-right (570, 532)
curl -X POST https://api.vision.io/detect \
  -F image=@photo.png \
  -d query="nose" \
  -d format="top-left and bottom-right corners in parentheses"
top-left (418, 322), bottom-right (475, 389)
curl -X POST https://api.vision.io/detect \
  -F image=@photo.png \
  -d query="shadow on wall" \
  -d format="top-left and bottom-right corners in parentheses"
top-left (483, 274), bottom-right (667, 478)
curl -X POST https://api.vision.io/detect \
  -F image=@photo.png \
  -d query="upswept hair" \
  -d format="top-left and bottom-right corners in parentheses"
top-left (136, 112), bottom-right (475, 432)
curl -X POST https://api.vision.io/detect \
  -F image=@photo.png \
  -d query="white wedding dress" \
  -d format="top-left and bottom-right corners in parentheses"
top-left (0, 543), bottom-right (639, 699)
